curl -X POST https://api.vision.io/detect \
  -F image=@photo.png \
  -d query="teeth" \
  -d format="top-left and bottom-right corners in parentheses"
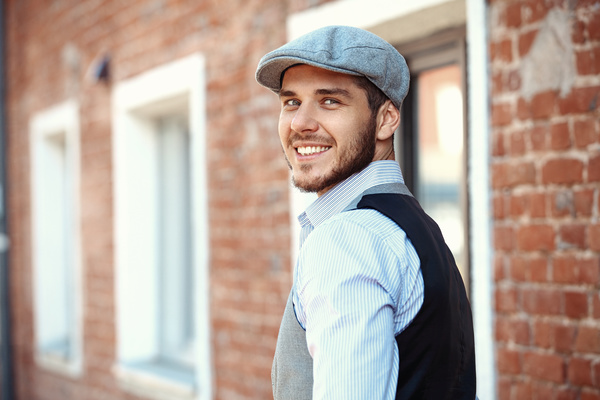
top-left (297, 146), bottom-right (330, 155)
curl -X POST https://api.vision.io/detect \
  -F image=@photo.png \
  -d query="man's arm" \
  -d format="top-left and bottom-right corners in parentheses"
top-left (295, 216), bottom-right (404, 400)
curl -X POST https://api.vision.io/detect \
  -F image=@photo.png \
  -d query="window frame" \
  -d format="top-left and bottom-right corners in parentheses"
top-left (111, 53), bottom-right (211, 400)
top-left (29, 99), bottom-right (83, 377)
top-left (395, 27), bottom-right (471, 292)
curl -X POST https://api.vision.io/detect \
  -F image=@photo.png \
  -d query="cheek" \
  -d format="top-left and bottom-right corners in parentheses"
top-left (277, 116), bottom-right (289, 143)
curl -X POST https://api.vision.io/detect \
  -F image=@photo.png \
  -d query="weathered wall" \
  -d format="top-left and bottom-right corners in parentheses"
top-left (490, 0), bottom-right (600, 398)
top-left (4, 0), bottom-right (331, 399)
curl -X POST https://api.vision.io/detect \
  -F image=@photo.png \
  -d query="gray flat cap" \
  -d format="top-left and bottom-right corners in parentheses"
top-left (255, 25), bottom-right (410, 110)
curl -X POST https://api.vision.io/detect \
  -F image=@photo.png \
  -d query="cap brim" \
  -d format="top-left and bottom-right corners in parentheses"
top-left (256, 55), bottom-right (362, 93)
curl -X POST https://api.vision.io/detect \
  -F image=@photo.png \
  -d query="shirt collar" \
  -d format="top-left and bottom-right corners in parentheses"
top-left (298, 160), bottom-right (405, 230)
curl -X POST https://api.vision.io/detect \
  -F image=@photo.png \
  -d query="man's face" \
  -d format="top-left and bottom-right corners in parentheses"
top-left (278, 64), bottom-right (377, 196)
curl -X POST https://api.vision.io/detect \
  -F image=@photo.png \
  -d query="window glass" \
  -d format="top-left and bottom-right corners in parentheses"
top-left (156, 115), bottom-right (195, 368)
top-left (416, 64), bottom-right (467, 280)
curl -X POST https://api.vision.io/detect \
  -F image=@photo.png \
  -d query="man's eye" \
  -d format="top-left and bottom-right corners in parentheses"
top-left (323, 98), bottom-right (340, 105)
top-left (284, 99), bottom-right (300, 107)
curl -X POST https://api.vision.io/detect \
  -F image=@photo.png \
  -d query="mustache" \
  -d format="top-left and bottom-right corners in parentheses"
top-left (287, 133), bottom-right (334, 147)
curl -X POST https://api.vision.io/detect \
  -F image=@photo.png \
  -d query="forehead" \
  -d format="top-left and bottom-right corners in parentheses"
top-left (280, 64), bottom-right (360, 91)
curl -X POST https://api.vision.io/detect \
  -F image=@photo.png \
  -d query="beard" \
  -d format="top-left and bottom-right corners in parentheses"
top-left (284, 114), bottom-right (377, 194)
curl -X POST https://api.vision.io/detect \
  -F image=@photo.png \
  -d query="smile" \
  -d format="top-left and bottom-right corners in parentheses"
top-left (296, 146), bottom-right (331, 156)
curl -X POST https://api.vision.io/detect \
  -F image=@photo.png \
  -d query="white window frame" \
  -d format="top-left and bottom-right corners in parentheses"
top-left (30, 99), bottom-right (83, 377)
top-left (111, 53), bottom-right (211, 400)
top-left (287, 1), bottom-right (494, 399)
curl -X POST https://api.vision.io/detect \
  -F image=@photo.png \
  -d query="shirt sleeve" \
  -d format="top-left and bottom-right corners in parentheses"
top-left (295, 214), bottom-right (404, 400)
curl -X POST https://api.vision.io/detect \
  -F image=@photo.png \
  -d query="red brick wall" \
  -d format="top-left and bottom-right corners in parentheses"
top-left (490, 0), bottom-right (600, 398)
top-left (4, 1), bottom-right (327, 399)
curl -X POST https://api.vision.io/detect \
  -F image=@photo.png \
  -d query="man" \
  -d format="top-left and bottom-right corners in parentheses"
top-left (255, 25), bottom-right (476, 400)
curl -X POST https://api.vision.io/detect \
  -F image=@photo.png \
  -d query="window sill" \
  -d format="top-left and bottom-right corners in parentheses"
top-left (113, 361), bottom-right (197, 400)
top-left (35, 350), bottom-right (82, 378)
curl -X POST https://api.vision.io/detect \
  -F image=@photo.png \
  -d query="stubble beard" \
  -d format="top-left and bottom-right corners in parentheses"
top-left (284, 115), bottom-right (377, 194)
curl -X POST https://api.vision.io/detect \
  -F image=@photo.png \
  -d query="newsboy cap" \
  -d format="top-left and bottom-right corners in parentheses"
top-left (255, 25), bottom-right (410, 110)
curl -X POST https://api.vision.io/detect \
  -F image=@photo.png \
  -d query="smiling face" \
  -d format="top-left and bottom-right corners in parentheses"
top-left (278, 64), bottom-right (386, 196)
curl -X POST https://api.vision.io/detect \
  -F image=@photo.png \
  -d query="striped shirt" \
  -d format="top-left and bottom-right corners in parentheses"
top-left (293, 160), bottom-right (424, 400)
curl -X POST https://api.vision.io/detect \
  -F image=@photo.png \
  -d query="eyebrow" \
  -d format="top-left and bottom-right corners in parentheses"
top-left (279, 87), bottom-right (354, 99)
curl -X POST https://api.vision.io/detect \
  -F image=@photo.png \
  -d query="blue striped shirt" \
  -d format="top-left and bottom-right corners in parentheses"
top-left (292, 160), bottom-right (424, 400)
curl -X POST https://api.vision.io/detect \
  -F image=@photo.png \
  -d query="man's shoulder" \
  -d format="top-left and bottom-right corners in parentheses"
top-left (312, 206), bottom-right (404, 244)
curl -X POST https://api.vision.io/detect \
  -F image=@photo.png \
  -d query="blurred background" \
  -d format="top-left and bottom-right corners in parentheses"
top-left (0, 0), bottom-right (598, 399)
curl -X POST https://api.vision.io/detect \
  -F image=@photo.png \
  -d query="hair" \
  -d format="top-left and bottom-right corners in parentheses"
top-left (352, 75), bottom-right (392, 116)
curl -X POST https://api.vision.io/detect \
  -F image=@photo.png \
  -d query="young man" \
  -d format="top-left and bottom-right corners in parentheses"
top-left (255, 25), bottom-right (476, 400)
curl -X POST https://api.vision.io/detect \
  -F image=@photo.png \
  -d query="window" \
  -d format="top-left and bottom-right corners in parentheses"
top-left (112, 54), bottom-right (211, 400)
top-left (30, 100), bottom-right (82, 376)
top-left (396, 29), bottom-right (470, 290)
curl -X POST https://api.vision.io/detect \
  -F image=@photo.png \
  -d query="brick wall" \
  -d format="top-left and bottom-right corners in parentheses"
top-left (490, 0), bottom-right (600, 398)
top-left (4, 1), bottom-right (329, 399)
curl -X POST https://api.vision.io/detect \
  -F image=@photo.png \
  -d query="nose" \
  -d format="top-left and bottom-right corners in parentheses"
top-left (290, 103), bottom-right (319, 134)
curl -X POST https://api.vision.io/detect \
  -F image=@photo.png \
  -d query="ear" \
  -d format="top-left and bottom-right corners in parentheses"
top-left (376, 100), bottom-right (401, 141)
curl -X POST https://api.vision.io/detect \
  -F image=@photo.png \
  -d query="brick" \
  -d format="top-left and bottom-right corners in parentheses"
top-left (531, 381), bottom-right (555, 400)
top-left (550, 122), bottom-right (571, 150)
top-left (558, 223), bottom-right (586, 250)
top-left (530, 191), bottom-right (547, 218)
top-left (529, 123), bottom-right (549, 151)
top-left (574, 188), bottom-right (595, 217)
top-left (517, 97), bottom-right (531, 121)
top-left (556, 387), bottom-right (579, 400)
top-left (495, 254), bottom-right (507, 281)
top-left (574, 117), bottom-right (599, 148)
top-left (510, 254), bottom-right (548, 282)
top-left (510, 129), bottom-right (526, 155)
top-left (507, 69), bottom-right (521, 91)
top-left (519, 29), bottom-right (538, 57)
top-left (541, 158), bottom-right (584, 185)
top-left (533, 320), bottom-right (576, 354)
top-left (494, 193), bottom-right (507, 220)
top-left (564, 291), bottom-right (588, 319)
top-left (496, 286), bottom-right (519, 312)
top-left (553, 255), bottom-right (600, 285)
top-left (581, 392), bottom-right (600, 400)
top-left (572, 19), bottom-right (586, 44)
top-left (497, 376), bottom-right (511, 399)
top-left (531, 90), bottom-right (558, 119)
top-left (492, 130), bottom-right (507, 156)
top-left (493, 161), bottom-right (536, 188)
top-left (594, 293), bottom-right (600, 319)
top-left (492, 71), bottom-right (504, 94)
top-left (509, 193), bottom-right (527, 217)
top-left (514, 379), bottom-right (533, 400)
top-left (517, 224), bottom-right (555, 252)
top-left (497, 347), bottom-right (522, 375)
top-left (558, 86), bottom-right (600, 115)
top-left (589, 152), bottom-right (600, 182)
top-left (491, 38), bottom-right (513, 62)
top-left (495, 224), bottom-right (515, 251)
top-left (594, 360), bottom-right (600, 387)
top-left (588, 6), bottom-right (600, 40)
top-left (575, 325), bottom-right (600, 354)
top-left (555, 324), bottom-right (577, 354)
top-left (492, 102), bottom-right (513, 126)
top-left (529, 256), bottom-right (549, 282)
top-left (496, 315), bottom-right (511, 342)
top-left (496, 315), bottom-right (530, 346)
top-left (505, 2), bottom-right (522, 28)
top-left (523, 351), bottom-right (565, 383)
top-left (576, 47), bottom-right (600, 76)
top-left (591, 224), bottom-right (600, 252)
top-left (568, 357), bottom-right (593, 386)
top-left (522, 288), bottom-right (561, 315)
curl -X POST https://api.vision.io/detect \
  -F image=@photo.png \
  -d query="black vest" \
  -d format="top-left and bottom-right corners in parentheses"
top-left (357, 193), bottom-right (476, 399)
